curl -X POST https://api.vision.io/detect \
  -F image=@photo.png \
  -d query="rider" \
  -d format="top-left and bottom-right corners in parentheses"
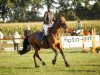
top-left (76, 20), bottom-right (82, 35)
top-left (24, 25), bottom-right (32, 38)
top-left (42, 5), bottom-right (55, 40)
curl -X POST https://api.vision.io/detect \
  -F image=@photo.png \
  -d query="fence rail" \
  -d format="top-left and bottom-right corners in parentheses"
top-left (0, 28), bottom-right (100, 53)
top-left (0, 38), bottom-right (23, 51)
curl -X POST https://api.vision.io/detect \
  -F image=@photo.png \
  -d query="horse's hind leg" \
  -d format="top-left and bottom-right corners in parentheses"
top-left (35, 51), bottom-right (46, 66)
top-left (33, 45), bottom-right (45, 68)
top-left (33, 53), bottom-right (39, 68)
top-left (33, 51), bottom-right (46, 68)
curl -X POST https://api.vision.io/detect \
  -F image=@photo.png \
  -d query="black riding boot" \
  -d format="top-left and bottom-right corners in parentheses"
top-left (42, 35), bottom-right (47, 40)
top-left (41, 34), bottom-right (47, 44)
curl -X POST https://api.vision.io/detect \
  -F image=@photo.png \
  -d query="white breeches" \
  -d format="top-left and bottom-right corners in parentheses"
top-left (43, 24), bottom-right (52, 35)
top-left (76, 30), bottom-right (82, 34)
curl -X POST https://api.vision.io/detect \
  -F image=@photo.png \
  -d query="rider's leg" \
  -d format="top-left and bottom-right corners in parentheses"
top-left (41, 24), bottom-right (49, 44)
top-left (76, 30), bottom-right (82, 35)
top-left (43, 24), bottom-right (49, 36)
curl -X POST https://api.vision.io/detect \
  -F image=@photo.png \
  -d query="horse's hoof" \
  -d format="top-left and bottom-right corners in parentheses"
top-left (81, 50), bottom-right (88, 53)
top-left (35, 65), bottom-right (39, 68)
top-left (52, 60), bottom-right (56, 65)
top-left (66, 64), bottom-right (70, 67)
top-left (65, 62), bottom-right (70, 67)
top-left (42, 62), bottom-right (46, 66)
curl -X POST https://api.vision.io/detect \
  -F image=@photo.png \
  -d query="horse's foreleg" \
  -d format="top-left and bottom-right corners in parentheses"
top-left (59, 50), bottom-right (70, 67)
top-left (33, 53), bottom-right (39, 68)
top-left (52, 48), bottom-right (58, 65)
top-left (57, 44), bottom-right (70, 67)
top-left (35, 52), bottom-right (46, 66)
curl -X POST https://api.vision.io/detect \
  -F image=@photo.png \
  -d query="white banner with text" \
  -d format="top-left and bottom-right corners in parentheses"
top-left (61, 35), bottom-right (100, 48)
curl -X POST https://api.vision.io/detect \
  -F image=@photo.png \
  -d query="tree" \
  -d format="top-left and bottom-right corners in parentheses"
top-left (12, 0), bottom-right (30, 22)
top-left (57, 0), bottom-right (78, 20)
top-left (90, 0), bottom-right (100, 19)
top-left (28, 0), bottom-right (42, 21)
top-left (42, 0), bottom-right (56, 7)
top-left (57, 0), bottom-right (97, 20)
top-left (0, 0), bottom-right (9, 22)
top-left (0, 0), bottom-right (42, 22)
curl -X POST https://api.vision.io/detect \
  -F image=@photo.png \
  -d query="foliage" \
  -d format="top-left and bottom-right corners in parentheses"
top-left (55, 0), bottom-right (100, 20)
top-left (67, 10), bottom-right (79, 20)
top-left (90, 1), bottom-right (100, 19)
top-left (0, 0), bottom-right (100, 22)
top-left (42, 0), bottom-right (56, 7)
top-left (0, 0), bottom-right (42, 22)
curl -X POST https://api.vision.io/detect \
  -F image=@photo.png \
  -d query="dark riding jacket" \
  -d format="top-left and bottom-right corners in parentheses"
top-left (44, 11), bottom-right (55, 25)
top-left (77, 23), bottom-right (82, 30)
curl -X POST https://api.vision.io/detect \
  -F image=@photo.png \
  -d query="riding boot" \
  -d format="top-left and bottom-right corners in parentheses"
top-left (41, 34), bottom-right (47, 44)
top-left (42, 36), bottom-right (47, 40)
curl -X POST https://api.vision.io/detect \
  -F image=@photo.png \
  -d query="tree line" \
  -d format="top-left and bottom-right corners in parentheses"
top-left (0, 0), bottom-right (100, 22)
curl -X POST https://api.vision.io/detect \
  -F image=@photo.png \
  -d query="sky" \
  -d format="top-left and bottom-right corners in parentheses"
top-left (38, 5), bottom-right (47, 17)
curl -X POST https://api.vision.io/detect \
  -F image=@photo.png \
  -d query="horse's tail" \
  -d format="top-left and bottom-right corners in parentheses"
top-left (18, 36), bottom-right (31, 55)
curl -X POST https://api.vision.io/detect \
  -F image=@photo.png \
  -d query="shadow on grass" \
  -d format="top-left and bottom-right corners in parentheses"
top-left (0, 66), bottom-right (33, 69)
top-left (80, 64), bottom-right (100, 67)
top-left (59, 69), bottom-right (100, 72)
top-left (46, 69), bottom-right (100, 73)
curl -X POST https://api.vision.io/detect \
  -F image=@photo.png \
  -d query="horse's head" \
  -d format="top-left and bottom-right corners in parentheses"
top-left (66, 27), bottom-right (78, 36)
top-left (57, 16), bottom-right (68, 33)
top-left (66, 27), bottom-right (74, 33)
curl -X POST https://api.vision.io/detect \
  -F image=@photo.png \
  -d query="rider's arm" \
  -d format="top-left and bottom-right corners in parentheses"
top-left (44, 12), bottom-right (48, 24)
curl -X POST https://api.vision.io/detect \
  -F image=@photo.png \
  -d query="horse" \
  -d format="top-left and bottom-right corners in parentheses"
top-left (66, 27), bottom-right (78, 36)
top-left (18, 16), bottom-right (70, 68)
top-left (66, 27), bottom-right (92, 36)
top-left (83, 26), bottom-right (92, 36)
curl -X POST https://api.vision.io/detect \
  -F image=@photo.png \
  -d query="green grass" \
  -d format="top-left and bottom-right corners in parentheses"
top-left (0, 49), bottom-right (100, 75)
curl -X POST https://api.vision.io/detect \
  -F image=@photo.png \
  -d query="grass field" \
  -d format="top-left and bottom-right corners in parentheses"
top-left (0, 49), bottom-right (100, 75)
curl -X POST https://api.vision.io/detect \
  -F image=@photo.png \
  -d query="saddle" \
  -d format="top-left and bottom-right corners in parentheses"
top-left (37, 32), bottom-right (47, 40)
top-left (37, 31), bottom-right (49, 46)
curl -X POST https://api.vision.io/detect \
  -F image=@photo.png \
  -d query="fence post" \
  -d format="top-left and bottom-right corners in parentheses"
top-left (0, 31), bottom-right (3, 50)
top-left (92, 28), bottom-right (96, 53)
top-left (81, 29), bottom-right (85, 52)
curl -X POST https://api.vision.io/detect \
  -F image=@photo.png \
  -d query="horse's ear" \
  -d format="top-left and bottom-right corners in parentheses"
top-left (60, 15), bottom-right (65, 19)
top-left (60, 16), bottom-right (64, 20)
top-left (60, 15), bottom-right (66, 21)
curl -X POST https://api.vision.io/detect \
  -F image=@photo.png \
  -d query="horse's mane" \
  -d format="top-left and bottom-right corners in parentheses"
top-left (49, 18), bottom-right (60, 34)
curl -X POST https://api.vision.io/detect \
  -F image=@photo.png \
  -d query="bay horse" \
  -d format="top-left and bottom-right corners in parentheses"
top-left (18, 16), bottom-right (70, 68)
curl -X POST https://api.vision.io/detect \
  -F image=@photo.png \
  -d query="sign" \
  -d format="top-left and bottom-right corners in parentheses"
top-left (61, 35), bottom-right (100, 48)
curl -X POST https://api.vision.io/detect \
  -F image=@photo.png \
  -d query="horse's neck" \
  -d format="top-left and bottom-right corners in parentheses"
top-left (49, 24), bottom-right (61, 37)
